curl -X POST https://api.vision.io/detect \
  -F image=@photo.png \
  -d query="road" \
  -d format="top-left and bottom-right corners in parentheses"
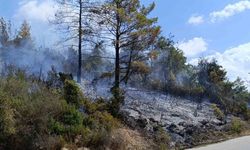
top-left (188, 136), bottom-right (250, 150)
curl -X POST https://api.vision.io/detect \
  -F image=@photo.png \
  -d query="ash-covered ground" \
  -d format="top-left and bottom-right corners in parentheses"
top-left (79, 80), bottom-right (226, 147)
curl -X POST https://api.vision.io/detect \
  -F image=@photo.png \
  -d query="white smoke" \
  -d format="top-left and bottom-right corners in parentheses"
top-left (0, 45), bottom-right (65, 77)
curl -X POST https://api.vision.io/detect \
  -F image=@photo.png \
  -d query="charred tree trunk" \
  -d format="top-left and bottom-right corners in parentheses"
top-left (121, 50), bottom-right (133, 85)
top-left (77, 0), bottom-right (82, 83)
top-left (114, 3), bottom-right (121, 89)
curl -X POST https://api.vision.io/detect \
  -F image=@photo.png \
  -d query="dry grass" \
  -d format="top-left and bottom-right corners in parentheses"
top-left (108, 127), bottom-right (155, 150)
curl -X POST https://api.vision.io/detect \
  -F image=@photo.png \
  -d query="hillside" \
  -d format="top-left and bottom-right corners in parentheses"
top-left (1, 0), bottom-right (250, 149)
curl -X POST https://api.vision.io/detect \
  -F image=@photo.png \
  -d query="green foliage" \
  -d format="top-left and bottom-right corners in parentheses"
top-left (13, 20), bottom-right (33, 48)
top-left (198, 59), bottom-right (227, 86)
top-left (49, 105), bottom-right (84, 140)
top-left (152, 36), bottom-right (186, 79)
top-left (230, 117), bottom-right (246, 134)
top-left (0, 92), bottom-right (16, 139)
top-left (63, 79), bottom-right (82, 107)
top-left (0, 70), bottom-right (65, 149)
top-left (154, 127), bottom-right (170, 150)
top-left (211, 104), bottom-right (225, 120)
top-left (83, 42), bottom-right (105, 74)
top-left (109, 87), bottom-right (125, 117)
top-left (82, 98), bottom-right (108, 114)
top-left (0, 69), bottom-right (121, 149)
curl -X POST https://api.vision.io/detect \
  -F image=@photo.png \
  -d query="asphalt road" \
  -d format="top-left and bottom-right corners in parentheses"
top-left (188, 136), bottom-right (250, 150)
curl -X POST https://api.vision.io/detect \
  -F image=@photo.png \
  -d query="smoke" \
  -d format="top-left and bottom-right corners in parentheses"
top-left (0, 44), bottom-right (65, 77)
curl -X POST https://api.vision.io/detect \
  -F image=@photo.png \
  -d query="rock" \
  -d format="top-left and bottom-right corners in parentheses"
top-left (199, 120), bottom-right (209, 126)
top-left (137, 117), bottom-right (148, 128)
top-left (185, 125), bottom-right (195, 135)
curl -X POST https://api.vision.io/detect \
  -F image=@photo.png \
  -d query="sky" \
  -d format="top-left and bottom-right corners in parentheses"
top-left (0, 0), bottom-right (250, 88)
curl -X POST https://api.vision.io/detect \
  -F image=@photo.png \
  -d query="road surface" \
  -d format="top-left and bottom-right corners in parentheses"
top-left (188, 136), bottom-right (250, 150)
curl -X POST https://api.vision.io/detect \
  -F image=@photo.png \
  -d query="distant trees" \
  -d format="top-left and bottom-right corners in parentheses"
top-left (0, 18), bottom-right (11, 47)
top-left (13, 20), bottom-right (33, 48)
top-left (0, 19), bottom-right (33, 48)
top-left (196, 59), bottom-right (250, 116)
top-left (150, 36), bottom-right (186, 90)
top-left (83, 41), bottom-right (107, 78)
top-left (197, 59), bottom-right (227, 104)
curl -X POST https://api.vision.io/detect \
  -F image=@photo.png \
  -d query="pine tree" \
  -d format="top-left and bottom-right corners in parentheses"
top-left (14, 20), bottom-right (33, 48)
top-left (96, 0), bottom-right (160, 89)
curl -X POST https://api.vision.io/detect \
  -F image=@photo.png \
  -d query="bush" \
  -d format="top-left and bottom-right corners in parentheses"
top-left (0, 69), bottom-right (120, 149)
top-left (211, 104), bottom-right (225, 120)
top-left (109, 87), bottom-right (125, 117)
top-left (0, 72), bottom-right (66, 149)
top-left (0, 92), bottom-right (16, 140)
top-left (64, 79), bottom-right (82, 107)
top-left (154, 127), bottom-right (170, 150)
top-left (82, 98), bottom-right (108, 114)
top-left (49, 105), bottom-right (84, 139)
top-left (230, 117), bottom-right (246, 134)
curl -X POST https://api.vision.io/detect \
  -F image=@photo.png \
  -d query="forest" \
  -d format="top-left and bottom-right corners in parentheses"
top-left (0, 0), bottom-right (250, 150)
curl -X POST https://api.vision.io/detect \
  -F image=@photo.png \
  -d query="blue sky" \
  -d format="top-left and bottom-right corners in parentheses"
top-left (142, 0), bottom-right (250, 54)
top-left (0, 0), bottom-right (250, 87)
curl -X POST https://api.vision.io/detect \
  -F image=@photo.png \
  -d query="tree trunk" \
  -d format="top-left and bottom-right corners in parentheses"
top-left (121, 50), bottom-right (133, 84)
top-left (114, 34), bottom-right (120, 89)
top-left (114, 3), bottom-right (120, 89)
top-left (77, 0), bottom-right (82, 83)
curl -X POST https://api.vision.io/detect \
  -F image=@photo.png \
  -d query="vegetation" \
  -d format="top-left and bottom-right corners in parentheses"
top-left (230, 117), bottom-right (246, 134)
top-left (211, 104), bottom-right (225, 120)
top-left (0, 0), bottom-right (250, 149)
top-left (0, 69), bottom-right (120, 149)
top-left (154, 127), bottom-right (171, 150)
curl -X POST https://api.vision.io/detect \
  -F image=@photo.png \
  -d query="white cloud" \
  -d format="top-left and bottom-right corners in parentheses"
top-left (188, 15), bottom-right (204, 25)
top-left (190, 42), bottom-right (250, 90)
top-left (210, 0), bottom-right (250, 22)
top-left (177, 37), bottom-right (208, 58)
top-left (15, 0), bottom-right (56, 22)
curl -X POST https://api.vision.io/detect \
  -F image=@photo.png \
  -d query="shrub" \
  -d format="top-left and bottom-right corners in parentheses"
top-left (64, 79), bottom-right (82, 107)
top-left (0, 69), bottom-right (121, 149)
top-left (230, 117), bottom-right (246, 134)
top-left (82, 98), bottom-right (108, 114)
top-left (211, 104), bottom-right (225, 120)
top-left (0, 73), bottom-right (65, 149)
top-left (109, 87), bottom-right (125, 117)
top-left (154, 127), bottom-right (170, 150)
top-left (0, 92), bottom-right (16, 140)
top-left (246, 109), bottom-right (250, 120)
top-left (49, 105), bottom-right (84, 140)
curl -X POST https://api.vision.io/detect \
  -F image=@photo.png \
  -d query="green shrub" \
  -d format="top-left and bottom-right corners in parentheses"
top-left (230, 117), bottom-right (246, 134)
top-left (82, 98), bottom-right (108, 114)
top-left (0, 69), bottom-right (120, 149)
top-left (154, 127), bottom-right (170, 150)
top-left (246, 109), bottom-right (250, 120)
top-left (211, 104), bottom-right (225, 120)
top-left (0, 73), bottom-right (66, 149)
top-left (49, 105), bottom-right (85, 139)
top-left (63, 79), bottom-right (82, 107)
top-left (109, 87), bottom-right (125, 117)
top-left (0, 92), bottom-right (16, 140)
